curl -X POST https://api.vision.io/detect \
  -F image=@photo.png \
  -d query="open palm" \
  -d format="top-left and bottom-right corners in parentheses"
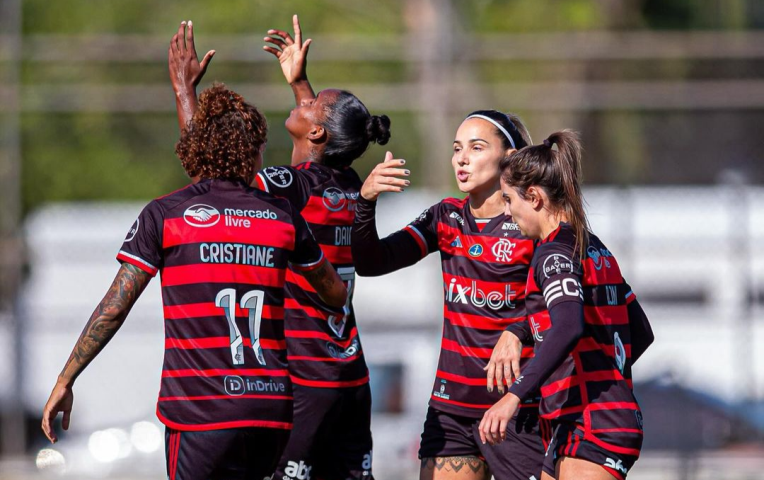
top-left (263, 15), bottom-right (312, 85)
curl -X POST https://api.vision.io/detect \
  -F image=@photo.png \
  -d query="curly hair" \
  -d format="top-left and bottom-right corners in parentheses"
top-left (176, 83), bottom-right (268, 183)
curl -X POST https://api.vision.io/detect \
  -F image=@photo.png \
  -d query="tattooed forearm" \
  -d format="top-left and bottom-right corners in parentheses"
top-left (302, 260), bottom-right (346, 308)
top-left (421, 456), bottom-right (489, 477)
top-left (303, 262), bottom-right (334, 293)
top-left (57, 263), bottom-right (152, 386)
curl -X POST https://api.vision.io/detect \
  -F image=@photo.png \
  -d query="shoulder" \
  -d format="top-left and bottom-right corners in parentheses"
top-left (258, 165), bottom-right (300, 191)
top-left (436, 196), bottom-right (468, 220)
top-left (245, 187), bottom-right (296, 219)
top-left (153, 182), bottom-right (210, 215)
top-left (533, 236), bottom-right (578, 281)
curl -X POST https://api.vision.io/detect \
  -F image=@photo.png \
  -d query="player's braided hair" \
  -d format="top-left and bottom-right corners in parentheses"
top-left (176, 83), bottom-right (268, 183)
top-left (500, 130), bottom-right (590, 258)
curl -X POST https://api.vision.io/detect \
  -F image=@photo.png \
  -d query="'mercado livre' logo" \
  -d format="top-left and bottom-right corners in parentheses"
top-left (322, 187), bottom-right (347, 212)
top-left (184, 204), bottom-right (220, 228)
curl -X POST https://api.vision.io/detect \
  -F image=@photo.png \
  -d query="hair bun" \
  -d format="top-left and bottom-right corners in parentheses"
top-left (367, 115), bottom-right (391, 145)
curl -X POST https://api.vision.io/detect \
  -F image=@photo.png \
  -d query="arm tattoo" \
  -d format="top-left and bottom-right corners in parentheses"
top-left (303, 261), bottom-right (335, 293)
top-left (421, 456), bottom-right (489, 477)
top-left (58, 263), bottom-right (152, 386)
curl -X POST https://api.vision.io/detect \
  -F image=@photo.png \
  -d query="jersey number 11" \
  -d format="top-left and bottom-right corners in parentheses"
top-left (215, 288), bottom-right (266, 366)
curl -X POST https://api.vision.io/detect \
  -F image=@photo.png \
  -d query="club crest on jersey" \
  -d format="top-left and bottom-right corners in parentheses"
top-left (125, 218), bottom-right (139, 242)
top-left (543, 254), bottom-right (574, 278)
top-left (184, 204), bottom-right (220, 228)
top-left (588, 245), bottom-right (614, 271)
top-left (492, 239), bottom-right (515, 262)
top-left (322, 187), bottom-right (347, 212)
top-left (262, 166), bottom-right (293, 188)
top-left (450, 237), bottom-right (463, 248)
top-left (468, 244), bottom-right (483, 257)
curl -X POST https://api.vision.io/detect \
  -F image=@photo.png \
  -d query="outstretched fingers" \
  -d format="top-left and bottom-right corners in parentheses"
top-left (186, 20), bottom-right (197, 55)
top-left (292, 14), bottom-right (302, 46)
top-left (267, 29), bottom-right (294, 45)
top-left (176, 21), bottom-right (186, 52)
top-left (199, 50), bottom-right (215, 75)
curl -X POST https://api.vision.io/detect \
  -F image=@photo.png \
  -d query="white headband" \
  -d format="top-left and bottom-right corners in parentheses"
top-left (466, 114), bottom-right (516, 149)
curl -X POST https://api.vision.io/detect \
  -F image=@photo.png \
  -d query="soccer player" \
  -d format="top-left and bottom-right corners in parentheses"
top-left (168, 17), bottom-right (386, 480)
top-left (41, 84), bottom-right (348, 480)
top-left (479, 131), bottom-right (654, 480)
top-left (352, 111), bottom-right (544, 480)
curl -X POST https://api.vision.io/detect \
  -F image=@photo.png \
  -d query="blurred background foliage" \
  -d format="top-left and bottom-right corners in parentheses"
top-left (8, 0), bottom-right (764, 214)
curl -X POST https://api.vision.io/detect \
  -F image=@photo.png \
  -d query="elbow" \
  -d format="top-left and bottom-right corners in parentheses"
top-left (350, 251), bottom-right (379, 277)
top-left (353, 262), bottom-right (377, 277)
top-left (644, 330), bottom-right (655, 349)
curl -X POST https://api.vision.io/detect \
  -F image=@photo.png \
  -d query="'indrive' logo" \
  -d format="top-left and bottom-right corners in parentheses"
top-left (224, 375), bottom-right (245, 396)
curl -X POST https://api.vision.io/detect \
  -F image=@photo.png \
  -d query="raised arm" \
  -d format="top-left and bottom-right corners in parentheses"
top-left (352, 152), bottom-right (434, 276)
top-left (263, 15), bottom-right (315, 106)
top-left (168, 20), bottom-right (215, 133)
top-left (41, 263), bottom-right (152, 443)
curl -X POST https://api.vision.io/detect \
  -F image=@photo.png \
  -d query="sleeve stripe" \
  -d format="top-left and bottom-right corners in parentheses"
top-left (289, 251), bottom-right (325, 273)
top-left (255, 173), bottom-right (269, 192)
top-left (545, 291), bottom-right (564, 306)
top-left (543, 280), bottom-right (562, 299)
top-left (403, 225), bottom-right (428, 257)
top-left (625, 290), bottom-right (636, 304)
top-left (117, 251), bottom-right (158, 276)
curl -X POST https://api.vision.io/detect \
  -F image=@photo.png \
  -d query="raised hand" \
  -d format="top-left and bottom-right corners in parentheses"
top-left (360, 152), bottom-right (411, 202)
top-left (263, 14), bottom-right (312, 86)
top-left (169, 20), bottom-right (215, 93)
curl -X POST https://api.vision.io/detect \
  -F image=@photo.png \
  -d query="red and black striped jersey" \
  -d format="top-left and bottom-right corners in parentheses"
top-left (512, 223), bottom-right (645, 453)
top-left (116, 179), bottom-right (323, 431)
top-left (255, 163), bottom-right (369, 388)
top-left (383, 197), bottom-right (537, 418)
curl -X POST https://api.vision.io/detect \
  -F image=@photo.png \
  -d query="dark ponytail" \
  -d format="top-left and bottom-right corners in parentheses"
top-left (320, 90), bottom-right (391, 168)
top-left (499, 129), bottom-right (589, 258)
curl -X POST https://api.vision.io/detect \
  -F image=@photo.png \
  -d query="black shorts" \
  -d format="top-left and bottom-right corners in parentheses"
top-left (542, 421), bottom-right (643, 480)
top-left (165, 427), bottom-right (289, 480)
top-left (273, 383), bottom-right (374, 480)
top-left (419, 406), bottom-right (544, 480)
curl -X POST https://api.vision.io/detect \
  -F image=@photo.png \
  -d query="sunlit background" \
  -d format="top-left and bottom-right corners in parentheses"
top-left (1, 0), bottom-right (764, 479)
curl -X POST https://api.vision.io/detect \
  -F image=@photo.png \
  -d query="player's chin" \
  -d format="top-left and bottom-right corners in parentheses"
top-left (455, 180), bottom-right (472, 193)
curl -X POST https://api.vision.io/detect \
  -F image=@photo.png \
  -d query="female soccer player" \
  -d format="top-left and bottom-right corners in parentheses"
top-left (352, 111), bottom-right (544, 480)
top-left (169, 17), bottom-right (388, 480)
top-left (41, 84), bottom-right (348, 480)
top-left (479, 131), bottom-right (654, 480)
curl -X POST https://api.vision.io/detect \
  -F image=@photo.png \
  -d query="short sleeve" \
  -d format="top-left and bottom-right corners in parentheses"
top-left (403, 203), bottom-right (440, 257)
top-left (532, 242), bottom-right (584, 310)
top-left (117, 201), bottom-right (164, 276)
top-left (287, 207), bottom-right (324, 272)
top-left (255, 166), bottom-right (311, 210)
